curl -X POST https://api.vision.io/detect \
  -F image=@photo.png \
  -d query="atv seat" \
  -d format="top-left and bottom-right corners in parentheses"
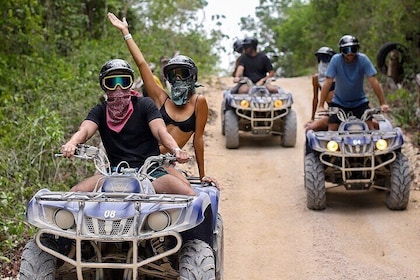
top-left (101, 176), bottom-right (141, 193)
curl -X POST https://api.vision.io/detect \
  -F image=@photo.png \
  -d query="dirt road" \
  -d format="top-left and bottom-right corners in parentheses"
top-left (186, 76), bottom-right (420, 280)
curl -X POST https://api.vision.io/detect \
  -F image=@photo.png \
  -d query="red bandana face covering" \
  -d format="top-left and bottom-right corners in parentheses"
top-left (106, 88), bottom-right (134, 133)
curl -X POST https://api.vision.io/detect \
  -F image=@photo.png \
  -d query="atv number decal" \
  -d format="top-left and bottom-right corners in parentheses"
top-left (104, 210), bottom-right (116, 218)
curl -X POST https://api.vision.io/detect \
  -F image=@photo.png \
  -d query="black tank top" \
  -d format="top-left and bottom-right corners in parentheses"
top-left (159, 97), bottom-right (197, 132)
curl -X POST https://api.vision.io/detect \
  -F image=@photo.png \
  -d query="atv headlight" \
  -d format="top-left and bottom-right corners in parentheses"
top-left (147, 211), bottom-right (171, 231)
top-left (54, 210), bottom-right (75, 230)
top-left (240, 100), bottom-right (250, 108)
top-left (327, 141), bottom-right (339, 152)
top-left (375, 139), bottom-right (388, 150)
top-left (274, 99), bottom-right (283, 108)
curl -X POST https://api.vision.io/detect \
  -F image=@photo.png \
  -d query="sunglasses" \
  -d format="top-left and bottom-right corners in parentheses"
top-left (166, 67), bottom-right (192, 83)
top-left (341, 46), bottom-right (358, 54)
top-left (103, 75), bottom-right (133, 90)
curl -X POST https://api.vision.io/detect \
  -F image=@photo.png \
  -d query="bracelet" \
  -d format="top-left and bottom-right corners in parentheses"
top-left (172, 147), bottom-right (181, 154)
top-left (124, 34), bottom-right (132, 41)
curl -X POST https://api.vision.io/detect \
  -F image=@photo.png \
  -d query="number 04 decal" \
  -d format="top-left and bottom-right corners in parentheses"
top-left (104, 210), bottom-right (116, 218)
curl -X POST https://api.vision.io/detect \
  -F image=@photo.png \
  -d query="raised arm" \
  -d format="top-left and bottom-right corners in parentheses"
top-left (107, 12), bottom-right (167, 107)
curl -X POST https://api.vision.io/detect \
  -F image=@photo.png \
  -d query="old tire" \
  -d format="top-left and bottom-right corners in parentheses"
top-left (281, 109), bottom-right (297, 147)
top-left (376, 42), bottom-right (408, 75)
top-left (19, 239), bottom-right (57, 280)
top-left (385, 152), bottom-right (411, 210)
top-left (304, 152), bottom-right (326, 210)
top-left (224, 110), bottom-right (239, 149)
top-left (179, 239), bottom-right (216, 280)
top-left (214, 214), bottom-right (224, 280)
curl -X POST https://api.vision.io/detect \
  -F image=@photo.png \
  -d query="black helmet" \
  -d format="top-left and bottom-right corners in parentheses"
top-left (233, 39), bottom-right (243, 53)
top-left (315, 46), bottom-right (336, 63)
top-left (242, 37), bottom-right (258, 49)
top-left (338, 35), bottom-right (360, 53)
top-left (99, 59), bottom-right (134, 91)
top-left (163, 55), bottom-right (198, 83)
top-left (315, 46), bottom-right (335, 57)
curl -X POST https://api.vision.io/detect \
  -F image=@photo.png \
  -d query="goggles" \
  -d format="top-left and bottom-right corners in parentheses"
top-left (102, 75), bottom-right (133, 90)
top-left (166, 67), bottom-right (193, 83)
top-left (341, 46), bottom-right (358, 55)
top-left (317, 54), bottom-right (332, 63)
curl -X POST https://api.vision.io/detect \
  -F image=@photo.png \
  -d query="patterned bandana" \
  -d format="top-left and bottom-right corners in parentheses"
top-left (106, 88), bottom-right (133, 133)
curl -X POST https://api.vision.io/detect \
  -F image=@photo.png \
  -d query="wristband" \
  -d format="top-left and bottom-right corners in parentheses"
top-left (124, 34), bottom-right (132, 41)
top-left (172, 147), bottom-right (182, 154)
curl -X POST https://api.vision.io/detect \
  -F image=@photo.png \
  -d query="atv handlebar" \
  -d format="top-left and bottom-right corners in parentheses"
top-left (327, 107), bottom-right (382, 122)
top-left (56, 144), bottom-right (178, 178)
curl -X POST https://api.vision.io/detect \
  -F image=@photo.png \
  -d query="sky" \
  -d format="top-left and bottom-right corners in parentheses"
top-left (202, 0), bottom-right (260, 74)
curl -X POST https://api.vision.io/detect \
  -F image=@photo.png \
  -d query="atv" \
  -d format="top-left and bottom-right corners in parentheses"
top-left (304, 107), bottom-right (411, 210)
top-left (19, 144), bottom-right (223, 280)
top-left (221, 77), bottom-right (296, 149)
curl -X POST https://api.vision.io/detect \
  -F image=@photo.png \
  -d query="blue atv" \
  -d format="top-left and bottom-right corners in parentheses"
top-left (19, 144), bottom-right (223, 280)
top-left (221, 77), bottom-right (296, 149)
top-left (305, 107), bottom-right (411, 210)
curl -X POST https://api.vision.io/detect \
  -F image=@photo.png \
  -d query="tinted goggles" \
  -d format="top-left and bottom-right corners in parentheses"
top-left (103, 75), bottom-right (133, 90)
top-left (317, 54), bottom-right (332, 63)
top-left (166, 67), bottom-right (192, 83)
top-left (341, 46), bottom-right (358, 54)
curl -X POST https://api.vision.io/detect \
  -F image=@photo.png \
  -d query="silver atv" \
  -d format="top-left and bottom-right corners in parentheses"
top-left (221, 77), bottom-right (297, 149)
top-left (304, 107), bottom-right (411, 210)
top-left (19, 144), bottom-right (223, 280)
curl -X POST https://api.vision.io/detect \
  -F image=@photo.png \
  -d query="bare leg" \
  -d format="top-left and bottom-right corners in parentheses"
top-left (267, 84), bottom-right (279, 93)
top-left (306, 116), bottom-right (329, 132)
top-left (238, 84), bottom-right (250, 94)
top-left (71, 174), bottom-right (104, 192)
top-left (152, 174), bottom-right (195, 195)
top-left (165, 165), bottom-right (189, 185)
top-left (328, 123), bottom-right (339, 131)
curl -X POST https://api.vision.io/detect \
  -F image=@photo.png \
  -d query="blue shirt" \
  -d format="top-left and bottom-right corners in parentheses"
top-left (326, 53), bottom-right (377, 108)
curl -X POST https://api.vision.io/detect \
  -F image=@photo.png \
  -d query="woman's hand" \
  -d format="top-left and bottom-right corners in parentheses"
top-left (201, 176), bottom-right (220, 190)
top-left (107, 12), bottom-right (129, 33)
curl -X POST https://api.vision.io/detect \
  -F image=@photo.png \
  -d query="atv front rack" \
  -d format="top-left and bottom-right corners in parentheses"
top-left (35, 191), bottom-right (193, 204)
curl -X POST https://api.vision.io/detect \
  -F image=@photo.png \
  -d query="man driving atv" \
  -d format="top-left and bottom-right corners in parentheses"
top-left (233, 37), bottom-right (278, 93)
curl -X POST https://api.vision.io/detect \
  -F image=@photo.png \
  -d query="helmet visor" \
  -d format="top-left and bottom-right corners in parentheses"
top-left (341, 46), bottom-right (358, 55)
top-left (103, 75), bottom-right (133, 90)
top-left (166, 67), bottom-right (192, 83)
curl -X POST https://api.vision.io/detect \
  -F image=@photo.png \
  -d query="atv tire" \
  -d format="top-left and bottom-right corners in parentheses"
top-left (385, 152), bottom-right (411, 210)
top-left (224, 110), bottom-right (239, 149)
top-left (281, 109), bottom-right (297, 147)
top-left (304, 152), bottom-right (326, 210)
top-left (214, 213), bottom-right (224, 280)
top-left (221, 100), bottom-right (226, 136)
top-left (179, 239), bottom-right (216, 280)
top-left (19, 239), bottom-right (57, 280)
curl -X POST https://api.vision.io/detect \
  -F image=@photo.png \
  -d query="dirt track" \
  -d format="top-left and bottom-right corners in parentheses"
top-left (186, 76), bottom-right (420, 280)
